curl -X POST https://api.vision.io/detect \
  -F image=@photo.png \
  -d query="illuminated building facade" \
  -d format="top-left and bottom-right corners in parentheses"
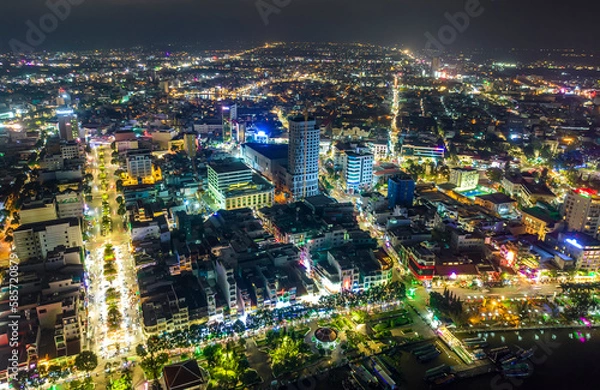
top-left (558, 233), bottom-right (600, 271)
top-left (449, 167), bottom-right (479, 191)
top-left (287, 116), bottom-right (320, 199)
top-left (343, 150), bottom-right (373, 193)
top-left (126, 149), bottom-right (153, 180)
top-left (563, 188), bottom-right (600, 238)
top-left (400, 143), bottom-right (445, 159)
top-left (13, 218), bottom-right (83, 261)
top-left (207, 160), bottom-right (274, 210)
top-left (58, 113), bottom-right (78, 141)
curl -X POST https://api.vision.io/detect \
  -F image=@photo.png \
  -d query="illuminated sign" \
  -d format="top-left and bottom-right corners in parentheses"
top-left (565, 238), bottom-right (583, 249)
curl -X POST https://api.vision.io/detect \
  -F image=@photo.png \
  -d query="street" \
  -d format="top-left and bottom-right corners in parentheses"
top-left (84, 145), bottom-right (143, 376)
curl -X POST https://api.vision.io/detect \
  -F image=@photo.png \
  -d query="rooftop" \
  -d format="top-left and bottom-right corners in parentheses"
top-left (163, 359), bottom-right (206, 390)
top-left (243, 142), bottom-right (288, 160)
top-left (475, 192), bottom-right (515, 204)
top-left (521, 206), bottom-right (561, 224)
top-left (208, 160), bottom-right (250, 174)
top-left (561, 232), bottom-right (600, 248)
top-left (15, 217), bottom-right (79, 232)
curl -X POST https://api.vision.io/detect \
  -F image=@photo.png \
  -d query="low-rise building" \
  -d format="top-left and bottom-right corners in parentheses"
top-left (19, 198), bottom-right (57, 225)
top-left (56, 192), bottom-right (84, 220)
top-left (474, 192), bottom-right (516, 216)
top-left (449, 167), bottom-right (479, 191)
top-left (142, 286), bottom-right (189, 336)
top-left (521, 205), bottom-right (562, 240)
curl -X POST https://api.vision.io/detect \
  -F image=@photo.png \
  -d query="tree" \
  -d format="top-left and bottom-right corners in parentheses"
top-left (137, 336), bottom-right (169, 382)
top-left (486, 168), bottom-right (503, 183)
top-left (116, 179), bottom-right (123, 192)
top-left (564, 291), bottom-right (598, 321)
top-left (202, 344), bottom-right (222, 368)
top-left (107, 306), bottom-right (122, 330)
top-left (116, 195), bottom-right (124, 205)
top-left (75, 351), bottom-right (98, 373)
top-left (107, 367), bottom-right (133, 390)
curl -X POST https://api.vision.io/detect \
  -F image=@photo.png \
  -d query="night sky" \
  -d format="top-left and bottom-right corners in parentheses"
top-left (0, 0), bottom-right (598, 52)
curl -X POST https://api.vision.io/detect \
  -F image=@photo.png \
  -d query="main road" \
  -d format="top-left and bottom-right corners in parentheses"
top-left (84, 143), bottom-right (143, 362)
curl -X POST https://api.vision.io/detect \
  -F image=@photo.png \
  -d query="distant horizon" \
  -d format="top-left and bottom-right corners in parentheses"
top-left (1, 0), bottom-right (599, 54)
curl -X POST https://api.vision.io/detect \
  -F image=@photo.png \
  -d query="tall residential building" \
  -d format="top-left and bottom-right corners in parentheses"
top-left (343, 151), bottom-right (373, 193)
top-left (559, 232), bottom-right (600, 271)
top-left (126, 149), bottom-right (153, 179)
top-left (449, 167), bottom-right (479, 191)
top-left (60, 141), bottom-right (82, 160)
top-left (388, 173), bottom-right (415, 208)
top-left (57, 112), bottom-right (78, 141)
top-left (563, 188), bottom-right (600, 238)
top-left (13, 218), bottom-right (83, 261)
top-left (287, 116), bottom-right (320, 199)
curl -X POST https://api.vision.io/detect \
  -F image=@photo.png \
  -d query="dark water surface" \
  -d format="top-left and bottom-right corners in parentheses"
top-left (399, 329), bottom-right (600, 390)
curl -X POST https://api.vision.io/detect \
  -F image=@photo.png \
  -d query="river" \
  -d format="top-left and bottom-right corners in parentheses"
top-left (397, 328), bottom-right (600, 390)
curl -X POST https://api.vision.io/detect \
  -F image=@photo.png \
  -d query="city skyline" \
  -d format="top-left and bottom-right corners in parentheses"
top-left (1, 2), bottom-right (600, 388)
top-left (1, 0), bottom-right (600, 52)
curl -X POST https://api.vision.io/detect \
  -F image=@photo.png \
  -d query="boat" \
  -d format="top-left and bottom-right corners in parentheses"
top-left (499, 353), bottom-right (516, 364)
top-left (465, 341), bottom-right (489, 349)
top-left (413, 346), bottom-right (437, 356)
top-left (412, 344), bottom-right (436, 354)
top-left (418, 349), bottom-right (441, 363)
top-left (425, 364), bottom-right (450, 379)
top-left (502, 363), bottom-right (532, 378)
top-left (501, 357), bottom-right (519, 366)
top-left (503, 369), bottom-right (531, 378)
top-left (472, 349), bottom-right (487, 360)
top-left (463, 336), bottom-right (486, 343)
top-left (515, 346), bottom-right (535, 360)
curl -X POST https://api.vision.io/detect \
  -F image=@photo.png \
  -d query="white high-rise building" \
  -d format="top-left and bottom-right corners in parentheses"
top-left (343, 151), bottom-right (373, 193)
top-left (287, 116), bottom-right (320, 199)
top-left (563, 188), bottom-right (600, 238)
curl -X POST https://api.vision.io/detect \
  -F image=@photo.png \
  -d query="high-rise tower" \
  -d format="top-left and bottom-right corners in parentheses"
top-left (287, 115), bottom-right (320, 199)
